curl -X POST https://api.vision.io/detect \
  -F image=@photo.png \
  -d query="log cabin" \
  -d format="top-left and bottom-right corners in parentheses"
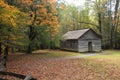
top-left (60, 28), bottom-right (102, 52)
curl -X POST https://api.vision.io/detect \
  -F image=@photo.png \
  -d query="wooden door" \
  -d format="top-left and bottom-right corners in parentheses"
top-left (88, 42), bottom-right (92, 52)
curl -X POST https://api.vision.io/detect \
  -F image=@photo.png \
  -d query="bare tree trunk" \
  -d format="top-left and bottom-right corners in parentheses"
top-left (98, 0), bottom-right (102, 34)
top-left (113, 0), bottom-right (120, 48)
top-left (114, 0), bottom-right (120, 30)
top-left (109, 0), bottom-right (113, 49)
top-left (110, 0), bottom-right (120, 49)
top-left (98, 13), bottom-right (102, 33)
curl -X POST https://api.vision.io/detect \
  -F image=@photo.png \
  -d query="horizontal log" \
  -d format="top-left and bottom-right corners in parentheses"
top-left (0, 71), bottom-right (36, 80)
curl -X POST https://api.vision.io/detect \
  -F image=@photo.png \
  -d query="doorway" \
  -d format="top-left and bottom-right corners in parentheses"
top-left (88, 42), bottom-right (92, 52)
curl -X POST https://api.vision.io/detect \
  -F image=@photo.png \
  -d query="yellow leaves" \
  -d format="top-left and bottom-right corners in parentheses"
top-left (9, 34), bottom-right (17, 41)
top-left (0, 13), bottom-right (16, 27)
top-left (10, 18), bottom-right (17, 27)
top-left (0, 0), bottom-right (26, 27)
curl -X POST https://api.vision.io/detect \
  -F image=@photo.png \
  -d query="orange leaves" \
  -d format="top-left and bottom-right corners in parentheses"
top-left (18, 0), bottom-right (33, 5)
top-left (29, 0), bottom-right (59, 34)
top-left (39, 8), bottom-right (47, 14)
top-left (18, 0), bottom-right (59, 27)
top-left (0, 0), bottom-right (6, 7)
top-left (15, 0), bottom-right (59, 40)
top-left (0, 0), bottom-right (16, 11)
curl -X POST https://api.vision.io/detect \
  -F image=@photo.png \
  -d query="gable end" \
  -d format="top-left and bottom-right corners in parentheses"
top-left (78, 29), bottom-right (101, 40)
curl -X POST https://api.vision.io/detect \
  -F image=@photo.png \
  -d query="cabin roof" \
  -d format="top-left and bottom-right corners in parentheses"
top-left (62, 28), bottom-right (101, 40)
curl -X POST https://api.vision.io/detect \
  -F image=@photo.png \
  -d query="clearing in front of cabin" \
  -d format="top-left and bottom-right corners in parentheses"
top-left (2, 50), bottom-right (120, 80)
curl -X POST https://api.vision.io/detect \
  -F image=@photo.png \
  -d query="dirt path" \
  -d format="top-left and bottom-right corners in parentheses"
top-left (53, 53), bottom-right (101, 60)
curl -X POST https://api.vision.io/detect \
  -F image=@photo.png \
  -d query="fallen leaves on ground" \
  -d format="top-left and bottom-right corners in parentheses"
top-left (1, 51), bottom-right (120, 80)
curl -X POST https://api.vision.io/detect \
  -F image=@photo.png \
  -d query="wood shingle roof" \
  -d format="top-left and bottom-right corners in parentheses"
top-left (62, 28), bottom-right (90, 40)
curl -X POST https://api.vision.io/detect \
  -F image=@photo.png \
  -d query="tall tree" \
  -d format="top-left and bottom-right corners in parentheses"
top-left (14, 0), bottom-right (58, 53)
top-left (112, 0), bottom-right (120, 48)
top-left (0, 0), bottom-right (27, 67)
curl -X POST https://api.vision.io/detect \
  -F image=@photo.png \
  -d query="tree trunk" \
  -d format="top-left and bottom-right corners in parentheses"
top-left (98, 13), bottom-right (102, 33)
top-left (110, 0), bottom-right (119, 49)
top-left (108, 0), bottom-right (113, 49)
top-left (0, 43), bottom-right (2, 55)
top-left (27, 25), bottom-right (37, 54)
top-left (27, 6), bottom-right (37, 54)
top-left (97, 0), bottom-right (102, 34)
top-left (28, 26), bottom-right (33, 54)
top-left (3, 45), bottom-right (8, 68)
top-left (113, 0), bottom-right (120, 48)
top-left (27, 42), bottom-right (32, 54)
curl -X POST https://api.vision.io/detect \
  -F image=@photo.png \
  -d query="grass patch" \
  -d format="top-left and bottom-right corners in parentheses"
top-left (87, 50), bottom-right (120, 64)
top-left (32, 49), bottom-right (82, 58)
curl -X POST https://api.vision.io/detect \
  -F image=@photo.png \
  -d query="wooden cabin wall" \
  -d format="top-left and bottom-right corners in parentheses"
top-left (78, 40), bottom-right (101, 52)
top-left (78, 30), bottom-right (101, 52)
top-left (60, 40), bottom-right (78, 51)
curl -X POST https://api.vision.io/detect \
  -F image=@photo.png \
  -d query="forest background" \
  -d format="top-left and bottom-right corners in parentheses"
top-left (0, 0), bottom-right (120, 56)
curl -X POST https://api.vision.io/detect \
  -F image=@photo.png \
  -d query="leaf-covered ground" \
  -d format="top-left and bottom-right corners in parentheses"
top-left (2, 50), bottom-right (120, 80)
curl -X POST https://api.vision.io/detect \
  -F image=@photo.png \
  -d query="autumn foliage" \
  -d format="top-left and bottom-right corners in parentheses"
top-left (18, 0), bottom-right (59, 33)
top-left (0, 0), bottom-right (21, 27)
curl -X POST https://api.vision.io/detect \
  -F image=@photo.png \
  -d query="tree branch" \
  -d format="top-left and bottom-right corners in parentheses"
top-left (78, 21), bottom-right (98, 27)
